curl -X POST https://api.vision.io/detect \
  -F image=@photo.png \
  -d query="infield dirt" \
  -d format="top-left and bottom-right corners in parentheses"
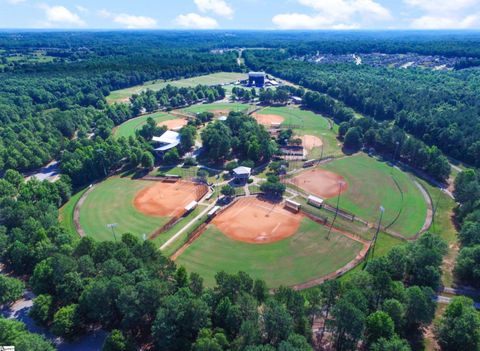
top-left (134, 181), bottom-right (207, 218)
top-left (212, 197), bottom-right (302, 244)
top-left (290, 169), bottom-right (348, 199)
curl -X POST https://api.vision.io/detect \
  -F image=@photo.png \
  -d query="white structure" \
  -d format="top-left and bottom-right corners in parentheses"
top-left (307, 195), bottom-right (324, 208)
top-left (285, 199), bottom-right (301, 212)
top-left (208, 206), bottom-right (221, 217)
top-left (184, 201), bottom-right (198, 212)
top-left (218, 115), bottom-right (228, 121)
top-left (152, 131), bottom-right (181, 153)
top-left (232, 166), bottom-right (252, 180)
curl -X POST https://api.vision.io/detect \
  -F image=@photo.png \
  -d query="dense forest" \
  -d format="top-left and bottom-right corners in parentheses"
top-left (244, 50), bottom-right (480, 168)
top-left (0, 31), bottom-right (479, 351)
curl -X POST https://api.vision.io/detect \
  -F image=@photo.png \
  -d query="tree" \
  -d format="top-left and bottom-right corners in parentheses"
top-left (102, 329), bottom-right (130, 351)
top-left (455, 245), bottom-right (480, 287)
top-left (51, 304), bottom-right (80, 340)
top-left (404, 286), bottom-right (436, 330)
top-left (371, 337), bottom-right (411, 351)
top-left (331, 298), bottom-right (365, 351)
top-left (140, 152), bottom-right (154, 170)
top-left (179, 125), bottom-right (197, 153)
top-left (343, 127), bottom-right (363, 150)
top-left (30, 294), bottom-right (54, 326)
top-left (221, 185), bottom-right (235, 197)
top-left (152, 289), bottom-right (210, 351)
top-left (0, 275), bottom-right (24, 305)
top-left (435, 296), bottom-right (480, 351)
top-left (163, 148), bottom-right (180, 165)
top-left (263, 299), bottom-right (294, 346)
top-left (0, 318), bottom-right (55, 351)
top-left (364, 311), bottom-right (395, 347)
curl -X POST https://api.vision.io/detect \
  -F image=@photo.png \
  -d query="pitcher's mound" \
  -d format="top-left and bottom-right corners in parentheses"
top-left (253, 113), bottom-right (285, 126)
top-left (134, 181), bottom-right (207, 218)
top-left (158, 119), bottom-right (187, 130)
top-left (213, 197), bottom-right (302, 244)
top-left (290, 169), bottom-right (348, 199)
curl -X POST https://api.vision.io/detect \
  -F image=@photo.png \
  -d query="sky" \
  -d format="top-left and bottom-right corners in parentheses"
top-left (1, 0), bottom-right (480, 30)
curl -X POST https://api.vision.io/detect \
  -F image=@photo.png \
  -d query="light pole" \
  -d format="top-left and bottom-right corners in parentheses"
top-left (364, 206), bottom-right (384, 268)
top-left (107, 223), bottom-right (118, 242)
top-left (393, 141), bottom-right (400, 164)
top-left (327, 180), bottom-right (345, 240)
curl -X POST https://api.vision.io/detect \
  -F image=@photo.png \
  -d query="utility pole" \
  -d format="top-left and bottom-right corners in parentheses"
top-left (107, 223), bottom-right (118, 242)
top-left (393, 141), bottom-right (400, 164)
top-left (364, 206), bottom-right (384, 269)
top-left (327, 181), bottom-right (344, 240)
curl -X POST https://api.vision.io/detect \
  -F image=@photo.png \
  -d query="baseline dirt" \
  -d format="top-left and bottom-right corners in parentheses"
top-left (252, 113), bottom-right (285, 126)
top-left (290, 169), bottom-right (348, 199)
top-left (158, 118), bottom-right (187, 130)
top-left (212, 197), bottom-right (302, 244)
top-left (134, 181), bottom-right (208, 218)
top-left (300, 135), bottom-right (323, 150)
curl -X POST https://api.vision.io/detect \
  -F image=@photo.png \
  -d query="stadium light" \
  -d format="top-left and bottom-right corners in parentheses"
top-left (326, 180), bottom-right (345, 240)
top-left (107, 223), bottom-right (118, 242)
top-left (364, 206), bottom-right (385, 269)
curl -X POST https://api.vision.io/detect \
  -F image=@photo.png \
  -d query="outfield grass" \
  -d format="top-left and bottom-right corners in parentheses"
top-left (79, 177), bottom-right (170, 241)
top-left (181, 102), bottom-right (250, 114)
top-left (255, 106), bottom-right (341, 158)
top-left (107, 72), bottom-right (246, 103)
top-left (319, 154), bottom-right (427, 237)
top-left (176, 218), bottom-right (363, 287)
top-left (113, 112), bottom-right (178, 138)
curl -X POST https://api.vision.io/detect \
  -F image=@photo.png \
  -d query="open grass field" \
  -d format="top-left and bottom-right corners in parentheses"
top-left (107, 72), bottom-right (247, 103)
top-left (175, 217), bottom-right (363, 287)
top-left (113, 112), bottom-right (179, 138)
top-left (310, 154), bottom-right (428, 237)
top-left (254, 106), bottom-right (341, 158)
top-left (180, 102), bottom-right (251, 115)
top-left (79, 177), bottom-right (170, 241)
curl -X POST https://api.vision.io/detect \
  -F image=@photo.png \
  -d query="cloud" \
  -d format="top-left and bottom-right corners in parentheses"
top-left (272, 0), bottom-right (391, 29)
top-left (405, 0), bottom-right (480, 28)
top-left (113, 13), bottom-right (157, 29)
top-left (194, 0), bottom-right (233, 18)
top-left (175, 13), bottom-right (219, 29)
top-left (410, 15), bottom-right (480, 29)
top-left (7, 0), bottom-right (26, 4)
top-left (75, 5), bottom-right (88, 13)
top-left (38, 4), bottom-right (85, 26)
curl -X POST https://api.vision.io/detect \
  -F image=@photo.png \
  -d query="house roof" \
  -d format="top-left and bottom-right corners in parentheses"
top-left (233, 166), bottom-right (252, 175)
top-left (249, 71), bottom-right (266, 77)
top-left (152, 131), bottom-right (181, 152)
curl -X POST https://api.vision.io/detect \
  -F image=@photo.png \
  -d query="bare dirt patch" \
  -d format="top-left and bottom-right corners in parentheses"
top-left (300, 135), bottom-right (323, 150)
top-left (290, 169), bottom-right (348, 199)
top-left (158, 119), bottom-right (188, 130)
top-left (212, 197), bottom-right (302, 244)
top-left (211, 109), bottom-right (231, 115)
top-left (253, 113), bottom-right (285, 126)
top-left (133, 181), bottom-right (207, 218)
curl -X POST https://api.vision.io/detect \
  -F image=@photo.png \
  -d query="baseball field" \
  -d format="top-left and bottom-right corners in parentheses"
top-left (289, 153), bottom-right (429, 238)
top-left (107, 72), bottom-right (247, 103)
top-left (175, 197), bottom-right (366, 287)
top-left (77, 177), bottom-right (207, 244)
top-left (252, 106), bottom-right (341, 158)
top-left (113, 112), bottom-right (185, 138)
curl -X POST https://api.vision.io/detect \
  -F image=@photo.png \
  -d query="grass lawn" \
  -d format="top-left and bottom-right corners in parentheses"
top-left (113, 112), bottom-right (178, 138)
top-left (181, 102), bottom-right (250, 114)
top-left (255, 106), bottom-right (341, 158)
top-left (59, 188), bottom-right (87, 237)
top-left (419, 179), bottom-right (458, 287)
top-left (79, 177), bottom-right (170, 241)
top-left (176, 217), bottom-right (363, 287)
top-left (319, 154), bottom-right (427, 237)
top-left (107, 72), bottom-right (247, 103)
